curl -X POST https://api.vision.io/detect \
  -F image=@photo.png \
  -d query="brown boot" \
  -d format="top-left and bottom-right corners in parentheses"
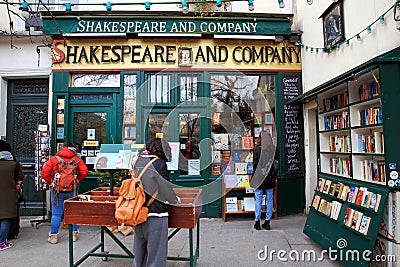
top-left (254, 221), bottom-right (261, 230)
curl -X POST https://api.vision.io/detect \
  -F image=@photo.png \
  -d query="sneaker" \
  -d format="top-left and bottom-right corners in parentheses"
top-left (0, 242), bottom-right (13, 251)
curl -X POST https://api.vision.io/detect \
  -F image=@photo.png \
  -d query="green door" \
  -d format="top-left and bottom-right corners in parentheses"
top-left (68, 105), bottom-right (114, 191)
top-left (144, 107), bottom-right (211, 183)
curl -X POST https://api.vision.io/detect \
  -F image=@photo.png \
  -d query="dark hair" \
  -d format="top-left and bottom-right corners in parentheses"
top-left (0, 140), bottom-right (12, 152)
top-left (62, 141), bottom-right (77, 153)
top-left (145, 137), bottom-right (171, 162)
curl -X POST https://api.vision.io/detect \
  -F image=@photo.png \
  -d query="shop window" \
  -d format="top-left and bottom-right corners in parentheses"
top-left (179, 113), bottom-right (200, 175)
top-left (71, 74), bottom-right (120, 87)
top-left (210, 74), bottom-right (275, 176)
top-left (123, 74), bottom-right (137, 144)
top-left (147, 73), bottom-right (171, 104)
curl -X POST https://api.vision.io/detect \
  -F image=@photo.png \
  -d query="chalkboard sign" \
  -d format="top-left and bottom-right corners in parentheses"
top-left (281, 74), bottom-right (304, 174)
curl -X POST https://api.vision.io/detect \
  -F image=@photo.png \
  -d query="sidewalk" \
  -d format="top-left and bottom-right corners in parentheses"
top-left (1, 214), bottom-right (341, 267)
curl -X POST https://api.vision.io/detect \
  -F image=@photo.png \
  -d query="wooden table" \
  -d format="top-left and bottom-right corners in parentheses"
top-left (64, 187), bottom-right (202, 267)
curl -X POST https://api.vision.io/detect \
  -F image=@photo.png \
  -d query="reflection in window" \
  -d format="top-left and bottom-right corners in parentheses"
top-left (147, 73), bottom-right (171, 104)
top-left (123, 75), bottom-right (137, 144)
top-left (148, 114), bottom-right (169, 140)
top-left (73, 112), bottom-right (107, 172)
top-left (72, 74), bottom-right (120, 87)
top-left (179, 113), bottom-right (200, 175)
top-left (179, 73), bottom-right (198, 102)
top-left (210, 74), bottom-right (275, 115)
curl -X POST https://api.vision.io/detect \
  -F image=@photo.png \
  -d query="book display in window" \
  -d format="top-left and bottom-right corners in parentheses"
top-left (212, 109), bottom-right (262, 221)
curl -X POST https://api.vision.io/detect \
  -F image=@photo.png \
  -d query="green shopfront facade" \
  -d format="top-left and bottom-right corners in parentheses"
top-left (43, 12), bottom-right (305, 217)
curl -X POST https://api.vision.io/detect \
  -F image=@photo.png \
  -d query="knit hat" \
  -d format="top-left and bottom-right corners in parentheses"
top-left (0, 140), bottom-right (12, 152)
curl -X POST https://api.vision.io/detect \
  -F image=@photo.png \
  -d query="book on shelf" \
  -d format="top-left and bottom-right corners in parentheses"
top-left (358, 215), bottom-right (371, 235)
top-left (212, 164), bottom-right (221, 175)
top-left (235, 163), bottom-right (247, 175)
top-left (318, 199), bottom-right (327, 213)
top-left (246, 162), bottom-right (254, 174)
top-left (254, 113), bottom-right (262, 124)
top-left (237, 199), bottom-right (244, 212)
top-left (226, 197), bottom-right (238, 212)
top-left (347, 186), bottom-right (359, 203)
top-left (243, 197), bottom-right (255, 211)
top-left (213, 133), bottom-right (229, 150)
top-left (340, 185), bottom-right (350, 201)
top-left (225, 175), bottom-right (238, 187)
top-left (328, 182), bottom-right (337, 196)
top-left (361, 191), bottom-right (373, 208)
top-left (335, 183), bottom-right (344, 198)
top-left (238, 175), bottom-right (250, 186)
top-left (350, 210), bottom-right (363, 231)
top-left (374, 131), bottom-right (383, 153)
top-left (377, 161), bottom-right (386, 183)
top-left (212, 151), bottom-right (221, 163)
top-left (242, 136), bottom-right (254, 150)
top-left (322, 180), bottom-right (331, 194)
top-left (330, 201), bottom-right (342, 220)
top-left (369, 193), bottom-right (382, 212)
top-left (355, 187), bottom-right (367, 206)
top-left (344, 208), bottom-right (354, 227)
top-left (317, 178), bottom-right (326, 191)
top-left (312, 195), bottom-right (321, 209)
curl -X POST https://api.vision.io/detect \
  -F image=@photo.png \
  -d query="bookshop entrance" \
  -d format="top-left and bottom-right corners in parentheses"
top-left (144, 106), bottom-right (209, 183)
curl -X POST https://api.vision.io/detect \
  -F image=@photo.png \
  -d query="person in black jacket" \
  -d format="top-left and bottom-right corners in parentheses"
top-left (132, 137), bottom-right (179, 267)
top-left (0, 141), bottom-right (24, 251)
top-left (250, 131), bottom-right (279, 231)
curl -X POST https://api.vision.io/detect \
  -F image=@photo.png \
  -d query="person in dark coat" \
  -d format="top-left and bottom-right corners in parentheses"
top-left (41, 142), bottom-right (88, 244)
top-left (250, 131), bottom-right (279, 230)
top-left (0, 140), bottom-right (24, 251)
top-left (132, 137), bottom-right (179, 267)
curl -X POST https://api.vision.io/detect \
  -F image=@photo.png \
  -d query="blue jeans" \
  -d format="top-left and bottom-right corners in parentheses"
top-left (254, 188), bottom-right (274, 221)
top-left (0, 219), bottom-right (11, 243)
top-left (50, 191), bottom-right (78, 234)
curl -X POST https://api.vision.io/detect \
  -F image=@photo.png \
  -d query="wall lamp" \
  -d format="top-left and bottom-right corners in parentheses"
top-left (181, 0), bottom-right (189, 14)
top-left (104, 2), bottom-right (112, 11)
top-left (278, 0), bottom-right (285, 8)
top-left (64, 2), bottom-right (73, 12)
top-left (19, 1), bottom-right (30, 19)
top-left (144, 1), bottom-right (152, 10)
top-left (248, 0), bottom-right (254, 11)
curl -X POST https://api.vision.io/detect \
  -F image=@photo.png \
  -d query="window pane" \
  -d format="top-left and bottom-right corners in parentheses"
top-left (179, 113), bottom-right (200, 175)
top-left (148, 114), bottom-right (169, 140)
top-left (123, 75), bottom-right (137, 144)
top-left (72, 74), bottom-right (120, 87)
top-left (179, 74), bottom-right (198, 102)
top-left (148, 74), bottom-right (171, 103)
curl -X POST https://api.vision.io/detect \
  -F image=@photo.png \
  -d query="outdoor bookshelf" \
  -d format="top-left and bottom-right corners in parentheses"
top-left (303, 65), bottom-right (396, 266)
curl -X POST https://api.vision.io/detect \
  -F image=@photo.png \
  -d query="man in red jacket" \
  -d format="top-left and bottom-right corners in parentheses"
top-left (41, 142), bottom-right (88, 244)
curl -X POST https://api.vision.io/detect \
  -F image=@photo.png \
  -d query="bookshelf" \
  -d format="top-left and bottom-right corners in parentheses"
top-left (304, 66), bottom-right (393, 266)
top-left (318, 68), bottom-right (385, 185)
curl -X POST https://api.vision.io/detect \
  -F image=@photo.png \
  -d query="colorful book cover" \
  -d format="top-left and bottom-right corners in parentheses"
top-left (254, 113), bottom-right (262, 124)
top-left (242, 136), bottom-right (254, 150)
top-left (358, 215), bottom-right (371, 235)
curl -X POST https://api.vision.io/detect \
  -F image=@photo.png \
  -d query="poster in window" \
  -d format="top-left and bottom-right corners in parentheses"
top-left (322, 1), bottom-right (345, 49)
